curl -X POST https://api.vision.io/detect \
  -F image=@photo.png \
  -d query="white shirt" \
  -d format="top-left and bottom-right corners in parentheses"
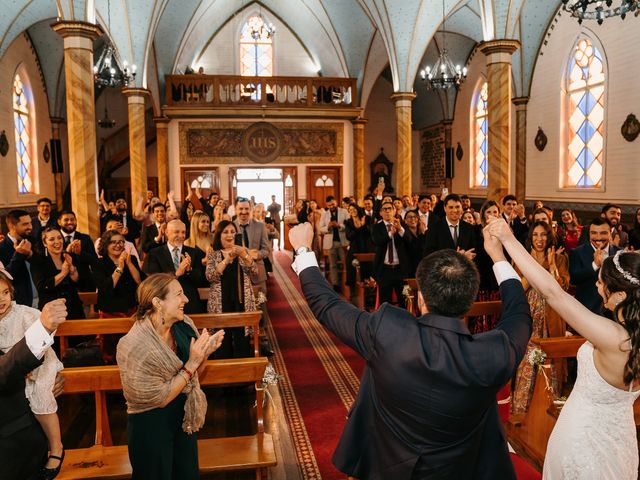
top-left (383, 221), bottom-right (403, 265)
top-left (590, 242), bottom-right (610, 271)
top-left (446, 220), bottom-right (460, 244)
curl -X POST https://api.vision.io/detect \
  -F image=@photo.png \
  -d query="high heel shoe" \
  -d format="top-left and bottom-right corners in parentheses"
top-left (38, 448), bottom-right (65, 480)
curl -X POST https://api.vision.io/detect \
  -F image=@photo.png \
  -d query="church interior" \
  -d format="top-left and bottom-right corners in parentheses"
top-left (0, 0), bottom-right (639, 479)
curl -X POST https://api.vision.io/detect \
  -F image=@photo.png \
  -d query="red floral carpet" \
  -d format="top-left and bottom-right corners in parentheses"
top-left (266, 251), bottom-right (540, 480)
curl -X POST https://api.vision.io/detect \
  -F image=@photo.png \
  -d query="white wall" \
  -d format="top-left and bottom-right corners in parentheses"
top-left (0, 34), bottom-right (55, 208)
top-left (526, 15), bottom-right (640, 204)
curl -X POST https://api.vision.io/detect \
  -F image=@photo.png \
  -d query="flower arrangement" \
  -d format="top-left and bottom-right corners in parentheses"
top-left (352, 258), bottom-right (360, 268)
top-left (527, 348), bottom-right (547, 367)
top-left (255, 291), bottom-right (267, 307)
top-left (402, 285), bottom-right (413, 300)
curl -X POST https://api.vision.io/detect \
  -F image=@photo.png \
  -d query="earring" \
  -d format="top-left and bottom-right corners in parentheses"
top-left (44, 247), bottom-right (48, 257)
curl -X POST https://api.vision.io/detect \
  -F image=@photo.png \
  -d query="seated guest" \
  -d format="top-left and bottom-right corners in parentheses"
top-left (601, 203), bottom-right (628, 248)
top-left (629, 207), bottom-right (640, 251)
top-left (116, 274), bottom-right (224, 480)
top-left (143, 220), bottom-right (206, 314)
top-left (0, 295), bottom-right (67, 480)
top-left (184, 211), bottom-right (213, 260)
top-left (402, 209), bottom-right (426, 278)
top-left (423, 194), bottom-right (477, 261)
top-left (206, 220), bottom-right (257, 358)
top-left (344, 204), bottom-right (374, 301)
top-left (371, 201), bottom-right (408, 307)
top-left (57, 210), bottom-right (97, 292)
top-left (31, 198), bottom-right (57, 242)
top-left (558, 208), bottom-right (583, 252)
top-left (140, 203), bottom-right (168, 254)
top-left (501, 194), bottom-right (529, 244)
top-left (103, 197), bottom-right (141, 243)
top-left (30, 227), bottom-right (85, 320)
top-left (511, 221), bottom-right (570, 415)
top-left (569, 218), bottom-right (621, 315)
top-left (94, 219), bottom-right (140, 262)
top-left (0, 210), bottom-right (36, 307)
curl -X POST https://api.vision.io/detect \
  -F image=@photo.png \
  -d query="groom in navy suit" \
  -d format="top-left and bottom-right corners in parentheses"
top-left (289, 220), bottom-right (532, 479)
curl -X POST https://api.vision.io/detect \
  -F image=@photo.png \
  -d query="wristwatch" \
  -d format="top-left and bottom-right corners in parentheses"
top-left (295, 246), bottom-right (311, 256)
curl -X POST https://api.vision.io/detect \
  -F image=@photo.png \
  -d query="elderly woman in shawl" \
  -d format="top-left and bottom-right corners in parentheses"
top-left (117, 273), bottom-right (224, 480)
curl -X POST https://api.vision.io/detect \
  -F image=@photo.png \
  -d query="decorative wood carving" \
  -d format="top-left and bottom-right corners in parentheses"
top-left (43, 143), bottom-right (51, 163)
top-left (0, 130), bottom-right (8, 157)
top-left (535, 127), bottom-right (547, 152)
top-left (369, 148), bottom-right (394, 193)
top-left (456, 142), bottom-right (463, 161)
top-left (621, 114), bottom-right (640, 142)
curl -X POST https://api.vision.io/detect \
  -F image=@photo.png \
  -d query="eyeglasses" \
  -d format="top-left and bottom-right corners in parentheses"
top-left (381, 206), bottom-right (394, 211)
top-left (109, 240), bottom-right (125, 246)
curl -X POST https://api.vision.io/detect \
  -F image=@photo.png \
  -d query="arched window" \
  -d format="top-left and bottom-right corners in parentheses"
top-left (565, 37), bottom-right (605, 188)
top-left (472, 81), bottom-right (488, 188)
top-left (240, 16), bottom-right (274, 77)
top-left (13, 73), bottom-right (36, 194)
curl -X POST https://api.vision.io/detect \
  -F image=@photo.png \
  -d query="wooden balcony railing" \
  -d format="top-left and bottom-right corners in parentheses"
top-left (165, 74), bottom-right (357, 108)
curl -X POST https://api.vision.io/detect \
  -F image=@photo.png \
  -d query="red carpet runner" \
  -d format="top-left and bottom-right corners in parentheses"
top-left (266, 251), bottom-right (540, 480)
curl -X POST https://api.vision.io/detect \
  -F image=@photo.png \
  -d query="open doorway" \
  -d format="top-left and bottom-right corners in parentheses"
top-left (234, 168), bottom-right (284, 211)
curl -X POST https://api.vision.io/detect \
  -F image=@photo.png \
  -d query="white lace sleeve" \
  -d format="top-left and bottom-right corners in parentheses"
top-left (25, 347), bottom-right (64, 415)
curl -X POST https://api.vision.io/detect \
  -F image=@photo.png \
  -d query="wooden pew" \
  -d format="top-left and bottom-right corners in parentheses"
top-left (58, 357), bottom-right (276, 479)
top-left (57, 312), bottom-right (263, 359)
top-left (78, 291), bottom-right (99, 319)
top-left (353, 253), bottom-right (375, 310)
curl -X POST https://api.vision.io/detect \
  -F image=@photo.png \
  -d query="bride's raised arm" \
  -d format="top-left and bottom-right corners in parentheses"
top-left (485, 218), bottom-right (628, 353)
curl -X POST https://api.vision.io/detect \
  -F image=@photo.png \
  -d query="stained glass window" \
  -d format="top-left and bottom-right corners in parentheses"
top-left (565, 38), bottom-right (605, 188)
top-left (240, 16), bottom-right (273, 77)
top-left (13, 74), bottom-right (35, 194)
top-left (472, 82), bottom-right (488, 188)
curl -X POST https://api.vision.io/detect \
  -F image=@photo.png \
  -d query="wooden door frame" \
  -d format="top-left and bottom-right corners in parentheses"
top-left (306, 166), bottom-right (342, 202)
top-left (227, 167), bottom-right (296, 213)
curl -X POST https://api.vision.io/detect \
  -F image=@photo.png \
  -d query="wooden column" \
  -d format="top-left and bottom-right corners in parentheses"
top-left (154, 116), bottom-right (170, 200)
top-left (352, 118), bottom-right (367, 200)
top-left (390, 92), bottom-right (416, 196)
top-left (479, 40), bottom-right (520, 201)
top-left (52, 21), bottom-right (102, 240)
top-left (122, 88), bottom-right (149, 203)
top-left (512, 96), bottom-right (529, 201)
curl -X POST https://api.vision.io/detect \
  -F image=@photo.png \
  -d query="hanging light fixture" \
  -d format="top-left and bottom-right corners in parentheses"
top-left (420, 0), bottom-right (468, 90)
top-left (97, 107), bottom-right (116, 128)
top-left (561, 0), bottom-right (639, 25)
top-left (93, 0), bottom-right (136, 88)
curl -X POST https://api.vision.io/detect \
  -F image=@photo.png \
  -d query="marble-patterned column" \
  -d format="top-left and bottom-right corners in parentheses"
top-left (352, 118), bottom-right (367, 200)
top-left (154, 116), bottom-right (170, 200)
top-left (390, 92), bottom-right (416, 196)
top-left (479, 39), bottom-right (520, 201)
top-left (122, 88), bottom-right (149, 203)
top-left (512, 97), bottom-right (529, 201)
top-left (52, 21), bottom-right (102, 240)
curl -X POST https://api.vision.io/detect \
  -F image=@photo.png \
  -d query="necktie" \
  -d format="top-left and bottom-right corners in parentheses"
top-left (387, 224), bottom-right (394, 264)
top-left (64, 235), bottom-right (72, 248)
top-left (451, 224), bottom-right (458, 248)
top-left (241, 224), bottom-right (249, 247)
top-left (172, 247), bottom-right (180, 271)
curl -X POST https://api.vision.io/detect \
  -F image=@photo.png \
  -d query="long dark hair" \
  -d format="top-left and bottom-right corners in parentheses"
top-left (212, 220), bottom-right (236, 250)
top-left (526, 220), bottom-right (554, 252)
top-left (601, 252), bottom-right (640, 385)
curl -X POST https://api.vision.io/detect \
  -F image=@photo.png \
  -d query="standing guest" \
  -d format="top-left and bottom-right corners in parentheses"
top-left (184, 211), bottom-right (213, 260)
top-left (211, 204), bottom-right (231, 232)
top-left (460, 194), bottom-right (473, 213)
top-left (179, 199), bottom-right (196, 233)
top-left (140, 203), bottom-right (168, 254)
top-left (462, 210), bottom-right (476, 225)
top-left (511, 221), bottom-right (570, 415)
top-left (344, 204), bottom-right (374, 302)
top-left (31, 227), bottom-right (85, 320)
top-left (501, 194), bottom-right (529, 244)
top-left (531, 207), bottom-right (562, 249)
top-left (143, 220), bottom-right (206, 315)
top-left (403, 209), bottom-right (426, 278)
top-left (393, 198), bottom-right (405, 219)
top-left (296, 200), bottom-right (310, 224)
top-left (401, 195), bottom-right (414, 217)
top-left (57, 210), bottom-right (97, 292)
top-left (319, 196), bottom-right (349, 293)
top-left (371, 201), bottom-right (408, 307)
top-left (234, 198), bottom-right (270, 295)
top-left (629, 207), bottom-right (640, 251)
top-left (104, 198), bottom-right (141, 243)
top-left (601, 203), bottom-right (628, 248)
top-left (415, 194), bottom-right (438, 233)
top-left (31, 198), bottom-right (57, 242)
top-left (362, 195), bottom-right (376, 220)
top-left (94, 219), bottom-right (140, 263)
top-left (0, 210), bottom-right (36, 307)
top-left (267, 195), bottom-right (282, 246)
top-left (423, 194), bottom-right (477, 261)
top-left (117, 274), bottom-right (224, 480)
top-left (307, 200), bottom-right (323, 259)
top-left (0, 296), bottom-right (67, 480)
top-left (430, 193), bottom-right (445, 218)
top-left (569, 218), bottom-right (621, 315)
top-left (206, 220), bottom-right (257, 358)
top-left (558, 208), bottom-right (583, 252)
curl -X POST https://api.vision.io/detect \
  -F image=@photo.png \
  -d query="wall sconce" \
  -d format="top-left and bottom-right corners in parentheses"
top-left (232, 175), bottom-right (237, 188)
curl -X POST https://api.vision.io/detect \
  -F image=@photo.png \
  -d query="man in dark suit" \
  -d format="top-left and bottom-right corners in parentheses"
top-left (58, 210), bottom-right (97, 292)
top-left (1, 298), bottom-right (67, 480)
top-left (569, 218), bottom-right (621, 315)
top-left (31, 197), bottom-right (57, 242)
top-left (371, 201), bottom-right (408, 307)
top-left (289, 221), bottom-right (531, 479)
top-left (415, 194), bottom-right (439, 233)
top-left (104, 198), bottom-right (141, 243)
top-left (0, 210), bottom-right (35, 307)
top-left (143, 219), bottom-right (205, 314)
top-left (501, 194), bottom-right (529, 245)
top-left (423, 193), bottom-right (477, 261)
top-left (139, 203), bottom-right (167, 254)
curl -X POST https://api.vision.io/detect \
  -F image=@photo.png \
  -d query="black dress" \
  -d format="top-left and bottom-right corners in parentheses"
top-left (215, 258), bottom-right (250, 359)
top-left (30, 253), bottom-right (85, 320)
top-left (93, 256), bottom-right (144, 314)
top-left (344, 217), bottom-right (374, 288)
top-left (127, 321), bottom-right (199, 480)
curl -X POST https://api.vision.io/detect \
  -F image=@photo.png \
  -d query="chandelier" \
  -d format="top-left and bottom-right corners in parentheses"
top-left (93, 0), bottom-right (136, 88)
top-left (561, 0), bottom-right (639, 24)
top-left (97, 107), bottom-right (115, 129)
top-left (420, 0), bottom-right (468, 90)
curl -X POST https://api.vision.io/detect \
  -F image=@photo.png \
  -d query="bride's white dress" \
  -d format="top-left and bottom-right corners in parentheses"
top-left (543, 341), bottom-right (640, 479)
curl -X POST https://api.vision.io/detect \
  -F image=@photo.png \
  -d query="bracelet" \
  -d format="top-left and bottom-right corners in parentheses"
top-left (180, 366), bottom-right (194, 380)
top-left (177, 370), bottom-right (190, 384)
top-left (114, 268), bottom-right (123, 275)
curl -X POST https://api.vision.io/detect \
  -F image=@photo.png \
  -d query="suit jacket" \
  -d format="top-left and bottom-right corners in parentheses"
top-left (140, 223), bottom-right (165, 253)
top-left (569, 242), bottom-right (621, 314)
top-left (104, 212), bottom-right (141, 242)
top-left (423, 219), bottom-right (477, 257)
top-left (233, 219), bottom-right (270, 285)
top-left (319, 208), bottom-right (349, 249)
top-left (143, 244), bottom-right (206, 314)
top-left (502, 213), bottom-right (529, 245)
top-left (299, 265), bottom-right (531, 479)
top-left (64, 231), bottom-right (97, 292)
top-left (0, 337), bottom-right (43, 423)
top-left (371, 221), bottom-right (409, 282)
top-left (31, 215), bottom-right (57, 243)
top-left (0, 237), bottom-right (33, 307)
